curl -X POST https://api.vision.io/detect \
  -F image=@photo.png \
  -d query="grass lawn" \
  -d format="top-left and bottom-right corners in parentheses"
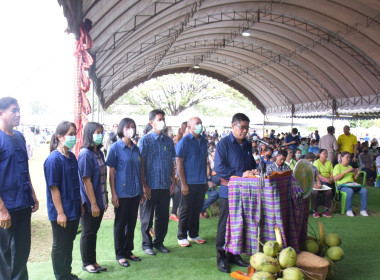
top-left (26, 145), bottom-right (380, 279)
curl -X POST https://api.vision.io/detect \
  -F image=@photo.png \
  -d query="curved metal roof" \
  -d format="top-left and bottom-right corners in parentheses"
top-left (59, 0), bottom-right (380, 116)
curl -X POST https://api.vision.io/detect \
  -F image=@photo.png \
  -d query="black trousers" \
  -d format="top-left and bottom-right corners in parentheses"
top-left (216, 197), bottom-right (229, 251)
top-left (114, 196), bottom-right (140, 260)
top-left (140, 189), bottom-right (170, 249)
top-left (177, 184), bottom-right (207, 239)
top-left (171, 183), bottom-right (182, 215)
top-left (0, 207), bottom-right (31, 280)
top-left (80, 203), bottom-right (104, 266)
top-left (51, 219), bottom-right (80, 280)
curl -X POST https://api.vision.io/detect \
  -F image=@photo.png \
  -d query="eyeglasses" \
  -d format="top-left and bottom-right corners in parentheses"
top-left (235, 124), bottom-right (249, 131)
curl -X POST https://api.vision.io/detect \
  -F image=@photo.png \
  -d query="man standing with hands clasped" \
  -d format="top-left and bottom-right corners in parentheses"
top-left (214, 113), bottom-right (257, 273)
top-left (0, 97), bottom-right (39, 280)
top-left (139, 110), bottom-right (176, 255)
top-left (176, 117), bottom-right (208, 247)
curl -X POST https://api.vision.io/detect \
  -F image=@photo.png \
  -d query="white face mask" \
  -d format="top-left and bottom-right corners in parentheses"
top-left (124, 128), bottom-right (134, 139)
top-left (155, 120), bottom-right (166, 132)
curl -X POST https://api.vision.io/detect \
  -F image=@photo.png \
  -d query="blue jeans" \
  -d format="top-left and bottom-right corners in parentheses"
top-left (202, 189), bottom-right (219, 212)
top-left (340, 186), bottom-right (368, 211)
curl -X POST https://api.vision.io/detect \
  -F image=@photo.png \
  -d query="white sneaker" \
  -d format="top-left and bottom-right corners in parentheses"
top-left (178, 239), bottom-right (190, 247)
top-left (360, 210), bottom-right (369, 216)
top-left (187, 236), bottom-right (206, 244)
top-left (346, 210), bottom-right (354, 217)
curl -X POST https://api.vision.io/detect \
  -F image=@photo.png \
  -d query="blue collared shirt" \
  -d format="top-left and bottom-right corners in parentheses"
top-left (285, 134), bottom-right (299, 153)
top-left (44, 150), bottom-right (81, 221)
top-left (0, 130), bottom-right (34, 212)
top-left (214, 133), bottom-right (256, 198)
top-left (138, 131), bottom-right (175, 189)
top-left (106, 139), bottom-right (143, 198)
top-left (175, 133), bottom-right (208, 184)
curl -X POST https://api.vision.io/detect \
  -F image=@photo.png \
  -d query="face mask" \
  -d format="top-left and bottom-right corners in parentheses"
top-left (93, 134), bottom-right (103, 146)
top-left (124, 128), bottom-right (134, 139)
top-left (302, 141), bottom-right (306, 145)
top-left (292, 134), bottom-right (297, 137)
top-left (64, 136), bottom-right (76, 149)
top-left (254, 155), bottom-right (260, 161)
top-left (194, 124), bottom-right (203, 135)
top-left (296, 154), bottom-right (302, 158)
top-left (155, 120), bottom-right (166, 132)
top-left (266, 154), bottom-right (271, 159)
top-left (364, 150), bottom-right (368, 153)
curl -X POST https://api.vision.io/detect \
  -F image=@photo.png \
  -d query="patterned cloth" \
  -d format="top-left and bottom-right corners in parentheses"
top-left (225, 175), bottom-right (306, 255)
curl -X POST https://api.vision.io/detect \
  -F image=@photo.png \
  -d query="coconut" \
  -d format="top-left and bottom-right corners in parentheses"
top-left (326, 246), bottom-right (344, 261)
top-left (250, 253), bottom-right (281, 273)
top-left (325, 233), bottom-right (342, 247)
top-left (251, 271), bottom-right (275, 280)
top-left (283, 267), bottom-right (304, 280)
top-left (304, 239), bottom-right (319, 254)
top-left (278, 247), bottom-right (297, 268)
top-left (263, 241), bottom-right (280, 257)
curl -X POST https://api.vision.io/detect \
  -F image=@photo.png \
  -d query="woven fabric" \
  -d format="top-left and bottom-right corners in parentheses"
top-left (225, 175), bottom-right (306, 255)
top-left (73, 25), bottom-right (93, 157)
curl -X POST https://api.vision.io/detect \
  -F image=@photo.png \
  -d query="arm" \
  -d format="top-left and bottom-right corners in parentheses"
top-left (50, 186), bottom-right (67, 228)
top-left (140, 158), bottom-right (151, 200)
top-left (29, 174), bottom-right (39, 212)
top-left (108, 167), bottom-right (119, 208)
top-left (333, 167), bottom-right (354, 182)
top-left (176, 157), bottom-right (189, 196)
top-left (170, 161), bottom-right (175, 196)
top-left (82, 177), bottom-right (100, 217)
top-left (0, 196), bottom-right (11, 229)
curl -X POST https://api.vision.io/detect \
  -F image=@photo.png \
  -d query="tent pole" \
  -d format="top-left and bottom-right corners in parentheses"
top-left (262, 115), bottom-right (265, 137)
top-left (291, 104), bottom-right (295, 129)
top-left (97, 95), bottom-right (100, 122)
top-left (91, 84), bottom-right (95, 122)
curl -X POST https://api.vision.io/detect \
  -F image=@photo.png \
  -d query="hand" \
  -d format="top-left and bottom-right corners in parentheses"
top-left (242, 170), bottom-right (255, 177)
top-left (57, 212), bottom-right (67, 228)
top-left (139, 195), bottom-right (145, 205)
top-left (31, 198), bottom-right (39, 213)
top-left (143, 185), bottom-right (151, 200)
top-left (170, 182), bottom-right (175, 196)
top-left (112, 194), bottom-right (119, 208)
top-left (81, 204), bottom-right (85, 217)
top-left (346, 167), bottom-right (354, 173)
top-left (181, 184), bottom-right (189, 196)
top-left (314, 184), bottom-right (322, 190)
top-left (353, 157), bottom-right (357, 163)
top-left (207, 181), bottom-right (216, 188)
top-left (91, 203), bottom-right (100, 217)
top-left (0, 208), bottom-right (11, 229)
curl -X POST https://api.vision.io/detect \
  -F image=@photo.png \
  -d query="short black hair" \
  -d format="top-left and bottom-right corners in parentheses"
top-left (82, 122), bottom-right (103, 150)
top-left (277, 150), bottom-right (288, 158)
top-left (327, 126), bottom-right (334, 133)
top-left (149, 109), bottom-right (165, 121)
top-left (143, 123), bottom-right (153, 135)
top-left (232, 113), bottom-right (250, 124)
top-left (117, 118), bottom-right (136, 138)
top-left (305, 152), bottom-right (315, 160)
top-left (265, 147), bottom-right (274, 153)
top-left (50, 121), bottom-right (76, 153)
top-left (0, 97), bottom-right (18, 110)
top-left (340, 151), bottom-right (351, 158)
top-left (291, 128), bottom-right (298, 134)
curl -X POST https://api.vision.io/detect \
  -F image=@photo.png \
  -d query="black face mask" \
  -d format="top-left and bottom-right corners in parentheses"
top-left (266, 154), bottom-right (271, 159)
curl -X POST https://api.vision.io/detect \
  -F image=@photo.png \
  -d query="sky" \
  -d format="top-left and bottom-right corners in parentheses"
top-left (0, 0), bottom-right (75, 122)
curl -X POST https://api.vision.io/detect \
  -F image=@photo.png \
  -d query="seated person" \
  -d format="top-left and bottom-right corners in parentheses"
top-left (266, 150), bottom-right (291, 176)
top-left (308, 139), bottom-right (320, 157)
top-left (306, 152), bottom-right (333, 218)
top-left (260, 147), bottom-right (274, 172)
top-left (295, 149), bottom-right (302, 161)
top-left (285, 148), bottom-right (297, 170)
top-left (297, 138), bottom-right (309, 157)
top-left (333, 151), bottom-right (368, 217)
top-left (313, 149), bottom-right (334, 190)
top-left (358, 146), bottom-right (376, 185)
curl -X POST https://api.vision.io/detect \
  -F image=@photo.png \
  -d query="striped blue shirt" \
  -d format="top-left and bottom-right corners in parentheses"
top-left (138, 131), bottom-right (176, 189)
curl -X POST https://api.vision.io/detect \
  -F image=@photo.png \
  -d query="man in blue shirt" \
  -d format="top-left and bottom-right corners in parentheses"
top-left (139, 110), bottom-right (176, 255)
top-left (176, 117), bottom-right (208, 247)
top-left (214, 113), bottom-right (256, 273)
top-left (284, 127), bottom-right (300, 154)
top-left (0, 97), bottom-right (39, 280)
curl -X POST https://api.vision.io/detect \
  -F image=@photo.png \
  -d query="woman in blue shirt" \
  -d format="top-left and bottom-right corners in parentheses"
top-left (78, 122), bottom-right (108, 273)
top-left (106, 118), bottom-right (143, 268)
top-left (44, 121), bottom-right (83, 280)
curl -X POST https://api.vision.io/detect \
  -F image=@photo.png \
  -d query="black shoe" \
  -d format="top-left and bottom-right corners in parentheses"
top-left (154, 244), bottom-right (170, 253)
top-left (227, 253), bottom-right (249, 267)
top-left (94, 265), bottom-right (107, 272)
top-left (82, 266), bottom-right (99, 273)
top-left (126, 255), bottom-right (142, 261)
top-left (70, 273), bottom-right (82, 280)
top-left (143, 248), bottom-right (156, 255)
top-left (118, 259), bottom-right (130, 267)
top-left (217, 251), bottom-right (230, 273)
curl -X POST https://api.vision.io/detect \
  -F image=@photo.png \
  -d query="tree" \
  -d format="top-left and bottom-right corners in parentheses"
top-left (107, 73), bottom-right (257, 116)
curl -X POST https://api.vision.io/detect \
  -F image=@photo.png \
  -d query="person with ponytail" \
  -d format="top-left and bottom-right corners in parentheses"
top-left (78, 122), bottom-right (108, 273)
top-left (105, 118), bottom-right (143, 268)
top-left (44, 121), bottom-right (83, 280)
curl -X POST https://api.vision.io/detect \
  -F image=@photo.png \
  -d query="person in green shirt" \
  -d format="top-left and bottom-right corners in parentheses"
top-left (284, 148), bottom-right (297, 170)
top-left (333, 151), bottom-right (368, 217)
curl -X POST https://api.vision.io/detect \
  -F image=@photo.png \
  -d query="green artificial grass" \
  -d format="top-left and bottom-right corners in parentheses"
top-left (28, 215), bottom-right (380, 280)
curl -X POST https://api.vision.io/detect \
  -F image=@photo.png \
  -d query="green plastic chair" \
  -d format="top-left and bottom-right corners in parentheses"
top-left (204, 192), bottom-right (213, 218)
top-left (356, 160), bottom-right (367, 186)
top-left (375, 161), bottom-right (380, 187)
top-left (334, 182), bottom-right (347, 215)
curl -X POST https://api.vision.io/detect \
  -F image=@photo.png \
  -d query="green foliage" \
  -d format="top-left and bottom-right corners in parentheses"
top-left (349, 119), bottom-right (379, 128)
top-left (108, 73), bottom-right (257, 116)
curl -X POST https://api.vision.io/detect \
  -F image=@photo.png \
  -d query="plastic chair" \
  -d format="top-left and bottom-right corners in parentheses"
top-left (204, 193), bottom-right (213, 218)
top-left (334, 182), bottom-right (347, 215)
top-left (375, 162), bottom-right (380, 187)
top-left (356, 160), bottom-right (367, 186)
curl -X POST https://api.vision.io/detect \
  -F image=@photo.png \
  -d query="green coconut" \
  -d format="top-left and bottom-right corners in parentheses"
top-left (278, 247), bottom-right (297, 268)
top-left (251, 271), bottom-right (275, 280)
top-left (283, 267), bottom-right (304, 280)
top-left (304, 239), bottom-right (319, 254)
top-left (263, 241), bottom-right (280, 257)
top-left (325, 233), bottom-right (342, 247)
top-left (326, 246), bottom-right (344, 261)
top-left (250, 253), bottom-right (281, 273)
top-left (250, 253), bottom-right (267, 270)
